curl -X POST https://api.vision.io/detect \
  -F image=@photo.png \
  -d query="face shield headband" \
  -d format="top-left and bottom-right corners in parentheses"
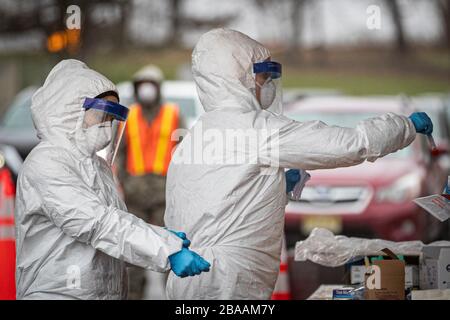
top-left (82, 97), bottom-right (129, 121)
top-left (253, 61), bottom-right (282, 80)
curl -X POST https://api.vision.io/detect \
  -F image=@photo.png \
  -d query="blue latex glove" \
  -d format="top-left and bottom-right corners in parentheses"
top-left (409, 112), bottom-right (433, 135)
top-left (166, 229), bottom-right (191, 248)
top-left (169, 248), bottom-right (211, 278)
top-left (285, 169), bottom-right (300, 193)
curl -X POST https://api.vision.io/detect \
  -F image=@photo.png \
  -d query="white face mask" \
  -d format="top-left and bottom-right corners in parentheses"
top-left (137, 83), bottom-right (158, 104)
top-left (256, 78), bottom-right (276, 109)
top-left (83, 122), bottom-right (112, 155)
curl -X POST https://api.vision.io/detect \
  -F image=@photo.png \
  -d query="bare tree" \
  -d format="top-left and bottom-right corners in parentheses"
top-left (287, 0), bottom-right (308, 61)
top-left (254, 0), bottom-right (307, 62)
top-left (0, 0), bottom-right (132, 55)
top-left (166, 0), bottom-right (182, 46)
top-left (384, 0), bottom-right (408, 52)
top-left (436, 0), bottom-right (450, 48)
top-left (165, 0), bottom-right (236, 48)
top-left (288, 0), bottom-right (307, 56)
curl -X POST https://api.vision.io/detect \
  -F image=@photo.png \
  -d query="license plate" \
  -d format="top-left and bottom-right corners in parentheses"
top-left (301, 215), bottom-right (343, 236)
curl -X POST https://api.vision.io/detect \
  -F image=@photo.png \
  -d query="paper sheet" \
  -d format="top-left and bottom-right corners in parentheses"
top-left (413, 195), bottom-right (450, 222)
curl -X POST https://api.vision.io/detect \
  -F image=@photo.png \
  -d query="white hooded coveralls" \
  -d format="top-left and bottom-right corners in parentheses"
top-left (164, 29), bottom-right (416, 299)
top-left (15, 60), bottom-right (183, 300)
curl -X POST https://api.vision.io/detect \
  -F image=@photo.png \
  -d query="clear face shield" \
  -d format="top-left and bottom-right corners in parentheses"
top-left (81, 97), bottom-right (129, 165)
top-left (253, 60), bottom-right (283, 115)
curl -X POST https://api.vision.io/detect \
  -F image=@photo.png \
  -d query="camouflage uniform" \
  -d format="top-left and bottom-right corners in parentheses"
top-left (116, 103), bottom-right (184, 300)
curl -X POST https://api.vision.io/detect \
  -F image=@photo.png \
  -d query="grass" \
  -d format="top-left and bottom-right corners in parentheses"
top-left (415, 50), bottom-right (450, 70)
top-left (1, 47), bottom-right (449, 97)
top-left (283, 70), bottom-right (449, 95)
top-left (87, 49), bottom-right (192, 83)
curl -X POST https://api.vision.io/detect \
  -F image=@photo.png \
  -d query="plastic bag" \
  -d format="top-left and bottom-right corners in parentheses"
top-left (294, 228), bottom-right (450, 267)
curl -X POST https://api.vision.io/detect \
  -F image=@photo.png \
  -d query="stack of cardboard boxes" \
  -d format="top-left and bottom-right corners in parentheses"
top-left (347, 246), bottom-right (450, 300)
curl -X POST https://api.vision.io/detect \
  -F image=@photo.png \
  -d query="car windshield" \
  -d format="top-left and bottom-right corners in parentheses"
top-left (163, 96), bottom-right (197, 118)
top-left (1, 90), bottom-right (35, 130)
top-left (287, 112), bottom-right (412, 159)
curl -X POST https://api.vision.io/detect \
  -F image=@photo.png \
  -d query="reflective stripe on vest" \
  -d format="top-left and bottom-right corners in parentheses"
top-left (126, 103), bottom-right (179, 176)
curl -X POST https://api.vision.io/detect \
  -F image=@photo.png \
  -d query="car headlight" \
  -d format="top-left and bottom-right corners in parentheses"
top-left (376, 172), bottom-right (422, 203)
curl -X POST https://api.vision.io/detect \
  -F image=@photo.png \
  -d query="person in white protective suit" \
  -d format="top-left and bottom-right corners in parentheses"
top-left (14, 59), bottom-right (210, 300)
top-left (164, 28), bottom-right (433, 299)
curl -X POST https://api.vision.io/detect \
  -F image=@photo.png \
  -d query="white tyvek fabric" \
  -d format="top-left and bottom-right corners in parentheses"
top-left (164, 28), bottom-right (417, 299)
top-left (14, 60), bottom-right (183, 300)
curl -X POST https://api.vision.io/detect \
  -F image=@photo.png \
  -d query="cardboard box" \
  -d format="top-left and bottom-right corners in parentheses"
top-left (420, 246), bottom-right (450, 290)
top-left (351, 265), bottom-right (418, 288)
top-left (364, 248), bottom-right (405, 300)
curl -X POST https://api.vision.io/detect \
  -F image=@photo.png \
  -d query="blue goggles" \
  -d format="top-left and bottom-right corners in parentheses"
top-left (82, 98), bottom-right (129, 121)
top-left (253, 61), bottom-right (282, 79)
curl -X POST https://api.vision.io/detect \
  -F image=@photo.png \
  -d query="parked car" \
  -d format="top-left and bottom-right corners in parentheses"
top-left (0, 87), bottom-right (38, 160)
top-left (116, 80), bottom-right (204, 129)
top-left (445, 94), bottom-right (450, 131)
top-left (283, 88), bottom-right (342, 106)
top-left (283, 96), bottom-right (449, 249)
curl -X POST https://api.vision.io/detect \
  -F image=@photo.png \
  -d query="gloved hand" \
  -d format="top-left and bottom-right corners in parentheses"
top-left (409, 112), bottom-right (433, 135)
top-left (285, 169), bottom-right (301, 193)
top-left (167, 229), bottom-right (191, 248)
top-left (169, 248), bottom-right (211, 278)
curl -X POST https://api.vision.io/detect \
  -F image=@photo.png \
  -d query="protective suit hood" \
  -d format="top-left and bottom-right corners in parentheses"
top-left (192, 28), bottom-right (270, 113)
top-left (31, 59), bottom-right (117, 151)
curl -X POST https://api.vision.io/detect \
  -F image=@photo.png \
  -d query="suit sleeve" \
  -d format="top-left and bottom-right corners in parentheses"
top-left (260, 112), bottom-right (416, 170)
top-left (26, 152), bottom-right (182, 272)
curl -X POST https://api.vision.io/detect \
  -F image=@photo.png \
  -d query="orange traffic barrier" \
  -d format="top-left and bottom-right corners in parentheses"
top-left (271, 235), bottom-right (291, 300)
top-left (0, 167), bottom-right (16, 300)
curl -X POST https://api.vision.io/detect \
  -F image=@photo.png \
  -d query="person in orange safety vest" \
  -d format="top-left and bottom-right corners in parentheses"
top-left (116, 65), bottom-right (184, 299)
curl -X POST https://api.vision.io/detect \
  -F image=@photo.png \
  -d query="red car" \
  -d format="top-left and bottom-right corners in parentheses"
top-left (283, 96), bottom-right (449, 248)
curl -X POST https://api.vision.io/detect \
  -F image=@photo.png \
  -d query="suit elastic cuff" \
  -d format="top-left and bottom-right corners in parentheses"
top-left (164, 231), bottom-right (184, 257)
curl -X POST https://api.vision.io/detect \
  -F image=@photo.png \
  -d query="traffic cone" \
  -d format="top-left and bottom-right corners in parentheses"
top-left (0, 167), bottom-right (16, 300)
top-left (271, 235), bottom-right (291, 300)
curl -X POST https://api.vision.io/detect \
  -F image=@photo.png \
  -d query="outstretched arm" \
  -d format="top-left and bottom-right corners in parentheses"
top-left (262, 112), bottom-right (416, 170)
